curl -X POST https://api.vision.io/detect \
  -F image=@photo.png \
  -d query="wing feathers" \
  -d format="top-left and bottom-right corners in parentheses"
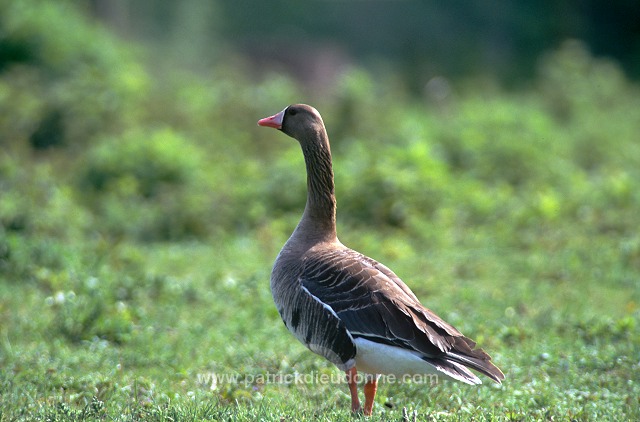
top-left (300, 246), bottom-right (504, 383)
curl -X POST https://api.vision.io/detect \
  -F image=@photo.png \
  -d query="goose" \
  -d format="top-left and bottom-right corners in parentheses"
top-left (258, 104), bottom-right (504, 416)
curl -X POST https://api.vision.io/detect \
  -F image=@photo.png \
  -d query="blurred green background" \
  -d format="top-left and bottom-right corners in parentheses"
top-left (1, 0), bottom-right (639, 420)
top-left (2, 0), bottom-right (639, 241)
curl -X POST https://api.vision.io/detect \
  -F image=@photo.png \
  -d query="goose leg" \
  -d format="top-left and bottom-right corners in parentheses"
top-left (363, 374), bottom-right (379, 416)
top-left (345, 367), bottom-right (361, 413)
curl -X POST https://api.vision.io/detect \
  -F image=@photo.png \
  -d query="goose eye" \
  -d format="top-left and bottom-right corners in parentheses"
top-left (288, 108), bottom-right (298, 116)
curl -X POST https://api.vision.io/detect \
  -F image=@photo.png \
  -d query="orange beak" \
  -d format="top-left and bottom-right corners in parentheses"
top-left (257, 108), bottom-right (286, 129)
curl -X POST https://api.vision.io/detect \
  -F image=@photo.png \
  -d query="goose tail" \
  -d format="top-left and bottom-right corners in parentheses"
top-left (424, 335), bottom-right (505, 385)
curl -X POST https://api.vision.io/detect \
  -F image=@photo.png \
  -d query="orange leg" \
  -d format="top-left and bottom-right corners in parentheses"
top-left (345, 367), bottom-right (361, 414)
top-left (363, 374), bottom-right (379, 416)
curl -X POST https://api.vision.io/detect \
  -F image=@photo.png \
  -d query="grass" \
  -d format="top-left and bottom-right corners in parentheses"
top-left (1, 219), bottom-right (639, 421)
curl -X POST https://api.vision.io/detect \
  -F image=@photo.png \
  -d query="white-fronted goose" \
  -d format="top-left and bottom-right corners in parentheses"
top-left (258, 104), bottom-right (504, 416)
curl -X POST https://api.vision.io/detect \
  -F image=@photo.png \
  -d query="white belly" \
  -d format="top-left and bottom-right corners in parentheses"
top-left (354, 337), bottom-right (440, 376)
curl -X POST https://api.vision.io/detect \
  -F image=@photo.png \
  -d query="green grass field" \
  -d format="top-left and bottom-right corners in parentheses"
top-left (1, 223), bottom-right (639, 421)
top-left (1, 2), bottom-right (640, 420)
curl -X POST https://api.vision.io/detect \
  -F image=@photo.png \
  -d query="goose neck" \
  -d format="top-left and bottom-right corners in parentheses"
top-left (298, 137), bottom-right (337, 240)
